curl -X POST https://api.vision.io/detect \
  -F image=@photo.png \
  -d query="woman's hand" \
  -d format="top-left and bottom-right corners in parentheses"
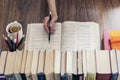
top-left (43, 15), bottom-right (58, 34)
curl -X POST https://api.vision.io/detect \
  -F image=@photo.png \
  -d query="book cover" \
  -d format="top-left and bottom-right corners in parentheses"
top-left (103, 30), bottom-right (111, 50)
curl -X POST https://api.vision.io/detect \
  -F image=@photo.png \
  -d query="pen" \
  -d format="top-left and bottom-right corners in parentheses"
top-left (7, 35), bottom-right (15, 51)
top-left (2, 34), bottom-right (13, 51)
top-left (48, 12), bottom-right (52, 43)
top-left (17, 35), bottom-right (25, 49)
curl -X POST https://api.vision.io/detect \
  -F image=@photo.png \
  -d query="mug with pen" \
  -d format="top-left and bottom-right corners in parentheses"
top-left (4, 21), bottom-right (25, 51)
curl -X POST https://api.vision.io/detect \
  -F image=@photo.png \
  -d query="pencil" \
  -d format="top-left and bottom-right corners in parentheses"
top-left (17, 35), bottom-right (25, 49)
top-left (48, 12), bottom-right (52, 43)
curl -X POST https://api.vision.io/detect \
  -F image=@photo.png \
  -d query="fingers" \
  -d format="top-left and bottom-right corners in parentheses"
top-left (43, 16), bottom-right (49, 33)
top-left (50, 17), bottom-right (56, 27)
top-left (43, 15), bottom-right (58, 34)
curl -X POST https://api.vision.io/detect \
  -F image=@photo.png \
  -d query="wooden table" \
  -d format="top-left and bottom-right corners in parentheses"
top-left (0, 0), bottom-right (120, 50)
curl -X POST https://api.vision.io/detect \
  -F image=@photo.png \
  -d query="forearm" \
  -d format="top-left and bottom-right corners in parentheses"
top-left (47, 0), bottom-right (58, 17)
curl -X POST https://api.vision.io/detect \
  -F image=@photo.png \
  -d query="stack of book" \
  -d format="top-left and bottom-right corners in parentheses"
top-left (0, 49), bottom-right (120, 80)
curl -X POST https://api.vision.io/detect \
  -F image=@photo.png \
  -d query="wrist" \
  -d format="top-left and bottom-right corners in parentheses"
top-left (52, 14), bottom-right (58, 21)
top-left (51, 12), bottom-right (58, 19)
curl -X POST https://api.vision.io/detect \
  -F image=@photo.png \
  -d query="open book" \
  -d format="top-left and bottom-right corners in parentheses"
top-left (25, 21), bottom-right (100, 50)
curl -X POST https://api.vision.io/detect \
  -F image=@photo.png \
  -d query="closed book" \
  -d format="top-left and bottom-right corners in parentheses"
top-left (66, 51), bottom-right (73, 80)
top-left (66, 51), bottom-right (78, 80)
top-left (86, 50), bottom-right (96, 80)
top-left (13, 73), bottom-right (22, 80)
top-left (60, 51), bottom-right (67, 80)
top-left (116, 50), bottom-right (120, 80)
top-left (0, 74), bottom-right (6, 80)
top-left (31, 50), bottom-right (39, 80)
top-left (78, 50), bottom-right (84, 80)
top-left (103, 30), bottom-right (111, 50)
top-left (110, 50), bottom-right (119, 80)
top-left (61, 73), bottom-right (68, 80)
top-left (25, 50), bottom-right (33, 80)
top-left (86, 73), bottom-right (96, 80)
top-left (37, 50), bottom-right (46, 80)
top-left (96, 73), bottom-right (111, 80)
top-left (14, 50), bottom-right (23, 73)
top-left (13, 50), bottom-right (23, 80)
top-left (96, 50), bottom-right (111, 80)
top-left (54, 50), bottom-right (61, 80)
top-left (72, 51), bottom-right (79, 80)
top-left (37, 73), bottom-right (46, 80)
top-left (0, 51), bottom-right (7, 80)
top-left (20, 50), bottom-right (27, 80)
top-left (82, 50), bottom-right (87, 80)
top-left (5, 74), bottom-right (15, 80)
top-left (44, 50), bottom-right (54, 80)
top-left (110, 30), bottom-right (120, 50)
top-left (20, 73), bottom-right (27, 80)
top-left (4, 51), bottom-right (16, 80)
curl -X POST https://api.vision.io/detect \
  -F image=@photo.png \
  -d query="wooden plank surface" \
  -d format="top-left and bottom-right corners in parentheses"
top-left (0, 0), bottom-right (120, 50)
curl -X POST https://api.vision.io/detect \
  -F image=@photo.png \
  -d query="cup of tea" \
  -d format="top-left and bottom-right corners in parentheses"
top-left (6, 21), bottom-right (23, 40)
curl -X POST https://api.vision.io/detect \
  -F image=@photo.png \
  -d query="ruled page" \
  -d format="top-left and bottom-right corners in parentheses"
top-left (61, 21), bottom-right (100, 50)
top-left (25, 23), bottom-right (61, 50)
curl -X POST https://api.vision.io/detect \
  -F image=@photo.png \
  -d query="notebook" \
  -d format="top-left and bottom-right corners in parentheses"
top-left (25, 21), bottom-right (100, 50)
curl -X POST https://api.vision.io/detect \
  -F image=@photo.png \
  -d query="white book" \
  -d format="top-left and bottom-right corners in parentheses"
top-left (31, 50), bottom-right (39, 80)
top-left (54, 50), bottom-right (61, 80)
top-left (54, 50), bottom-right (61, 74)
top-left (0, 51), bottom-right (7, 74)
top-left (37, 50), bottom-right (45, 73)
top-left (31, 50), bottom-right (39, 74)
top-left (25, 21), bottom-right (100, 50)
top-left (96, 50), bottom-right (111, 74)
top-left (66, 51), bottom-right (73, 73)
top-left (86, 50), bottom-right (96, 80)
top-left (86, 50), bottom-right (96, 73)
top-left (21, 50), bottom-right (28, 73)
top-left (116, 50), bottom-right (120, 80)
top-left (82, 50), bottom-right (87, 80)
top-left (110, 50), bottom-right (118, 74)
top-left (61, 51), bottom-right (66, 76)
top-left (78, 50), bottom-right (83, 75)
top-left (14, 50), bottom-right (23, 73)
top-left (44, 50), bottom-right (54, 80)
top-left (25, 51), bottom-right (33, 74)
top-left (4, 51), bottom-right (16, 75)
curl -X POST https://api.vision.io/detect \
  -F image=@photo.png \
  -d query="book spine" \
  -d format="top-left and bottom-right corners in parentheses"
top-left (86, 73), bottom-right (96, 80)
top-left (14, 73), bottom-right (22, 80)
top-left (96, 73), bottom-right (111, 80)
top-left (37, 73), bottom-right (46, 80)
top-left (20, 73), bottom-right (27, 80)
top-left (0, 74), bottom-right (7, 80)
top-left (110, 73), bottom-right (119, 80)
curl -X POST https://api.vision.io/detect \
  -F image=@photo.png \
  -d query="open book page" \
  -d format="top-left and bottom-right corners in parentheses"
top-left (25, 23), bottom-right (61, 50)
top-left (61, 21), bottom-right (100, 50)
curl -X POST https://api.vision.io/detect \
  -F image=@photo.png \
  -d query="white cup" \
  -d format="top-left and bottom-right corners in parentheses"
top-left (6, 21), bottom-right (23, 41)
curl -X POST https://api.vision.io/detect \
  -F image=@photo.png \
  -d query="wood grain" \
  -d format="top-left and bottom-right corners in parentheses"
top-left (0, 0), bottom-right (120, 50)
